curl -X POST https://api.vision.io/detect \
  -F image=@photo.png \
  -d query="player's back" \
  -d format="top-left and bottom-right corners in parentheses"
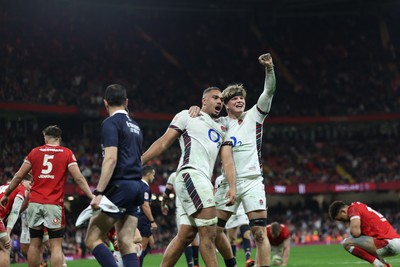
top-left (27, 144), bottom-right (76, 205)
top-left (101, 112), bottom-right (143, 180)
top-left (349, 202), bottom-right (400, 239)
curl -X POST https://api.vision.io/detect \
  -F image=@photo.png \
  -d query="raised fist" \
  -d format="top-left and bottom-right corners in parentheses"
top-left (258, 53), bottom-right (274, 71)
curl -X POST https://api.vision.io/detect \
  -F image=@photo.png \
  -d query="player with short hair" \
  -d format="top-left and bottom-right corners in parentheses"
top-left (142, 86), bottom-right (237, 267)
top-left (0, 174), bottom-right (32, 267)
top-left (135, 165), bottom-right (157, 266)
top-left (266, 222), bottom-right (290, 266)
top-left (329, 200), bottom-right (400, 267)
top-left (213, 53), bottom-right (276, 267)
top-left (85, 84), bottom-right (145, 267)
top-left (0, 125), bottom-right (93, 267)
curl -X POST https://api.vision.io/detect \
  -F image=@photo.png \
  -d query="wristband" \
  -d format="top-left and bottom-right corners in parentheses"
top-left (93, 189), bottom-right (104, 196)
top-left (150, 220), bottom-right (155, 223)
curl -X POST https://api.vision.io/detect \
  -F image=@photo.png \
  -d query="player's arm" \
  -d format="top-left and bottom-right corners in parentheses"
top-left (257, 53), bottom-right (276, 114)
top-left (142, 200), bottom-right (157, 230)
top-left (6, 195), bottom-right (24, 235)
top-left (0, 163), bottom-right (31, 207)
top-left (96, 146), bottom-right (118, 194)
top-left (161, 183), bottom-right (174, 215)
top-left (141, 128), bottom-right (180, 164)
top-left (349, 217), bottom-right (362, 237)
top-left (281, 237), bottom-right (290, 266)
top-left (220, 144), bottom-right (236, 206)
top-left (68, 164), bottom-right (94, 199)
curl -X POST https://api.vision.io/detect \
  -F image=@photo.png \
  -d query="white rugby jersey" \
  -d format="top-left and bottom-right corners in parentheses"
top-left (221, 105), bottom-right (268, 180)
top-left (169, 110), bottom-right (229, 180)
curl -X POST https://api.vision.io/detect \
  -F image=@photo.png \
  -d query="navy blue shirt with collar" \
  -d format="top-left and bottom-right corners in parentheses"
top-left (101, 110), bottom-right (143, 180)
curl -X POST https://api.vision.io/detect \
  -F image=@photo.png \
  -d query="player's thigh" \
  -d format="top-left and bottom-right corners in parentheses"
top-left (175, 169), bottom-right (215, 216)
top-left (240, 177), bottom-right (267, 214)
top-left (343, 236), bottom-right (376, 253)
top-left (115, 215), bottom-right (137, 245)
top-left (86, 211), bottom-right (117, 243)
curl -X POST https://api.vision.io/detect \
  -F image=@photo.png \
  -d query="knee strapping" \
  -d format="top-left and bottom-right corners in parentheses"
top-left (249, 218), bottom-right (267, 227)
top-left (194, 217), bottom-right (217, 227)
top-left (217, 218), bottom-right (227, 228)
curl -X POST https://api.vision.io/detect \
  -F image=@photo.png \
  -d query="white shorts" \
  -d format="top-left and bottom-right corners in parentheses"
top-left (377, 238), bottom-right (400, 257)
top-left (28, 203), bottom-right (63, 229)
top-left (226, 213), bottom-right (249, 229)
top-left (174, 168), bottom-right (215, 216)
top-left (215, 176), bottom-right (266, 213)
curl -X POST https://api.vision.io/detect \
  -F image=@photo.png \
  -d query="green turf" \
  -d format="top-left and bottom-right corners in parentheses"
top-left (11, 244), bottom-right (400, 266)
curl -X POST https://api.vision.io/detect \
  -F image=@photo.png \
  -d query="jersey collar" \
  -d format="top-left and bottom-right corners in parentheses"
top-left (111, 109), bottom-right (128, 116)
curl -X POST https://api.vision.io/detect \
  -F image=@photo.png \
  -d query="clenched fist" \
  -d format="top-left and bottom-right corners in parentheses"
top-left (258, 53), bottom-right (274, 72)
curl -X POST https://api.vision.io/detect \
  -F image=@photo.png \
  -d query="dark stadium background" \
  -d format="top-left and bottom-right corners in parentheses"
top-left (1, 0), bottom-right (399, 260)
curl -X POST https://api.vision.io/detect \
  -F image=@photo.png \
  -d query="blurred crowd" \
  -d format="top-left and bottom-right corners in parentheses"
top-left (1, 3), bottom-right (399, 116)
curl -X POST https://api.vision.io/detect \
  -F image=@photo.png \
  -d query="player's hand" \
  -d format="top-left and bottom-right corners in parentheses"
top-left (188, 106), bottom-right (201, 118)
top-left (0, 196), bottom-right (9, 209)
top-left (225, 187), bottom-right (236, 206)
top-left (151, 222), bottom-right (158, 231)
top-left (90, 195), bottom-right (102, 210)
top-left (258, 53), bottom-right (274, 72)
top-left (4, 236), bottom-right (11, 249)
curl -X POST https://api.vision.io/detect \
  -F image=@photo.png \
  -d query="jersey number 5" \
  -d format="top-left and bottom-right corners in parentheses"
top-left (42, 154), bottom-right (54, 174)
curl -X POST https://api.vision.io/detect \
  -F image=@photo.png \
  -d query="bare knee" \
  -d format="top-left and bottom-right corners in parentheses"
top-left (341, 238), bottom-right (353, 251)
top-left (251, 226), bottom-right (266, 244)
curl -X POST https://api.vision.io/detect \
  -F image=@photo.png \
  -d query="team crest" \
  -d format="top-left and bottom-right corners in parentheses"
top-left (52, 217), bottom-right (59, 224)
top-left (221, 126), bottom-right (226, 131)
top-left (259, 199), bottom-right (264, 205)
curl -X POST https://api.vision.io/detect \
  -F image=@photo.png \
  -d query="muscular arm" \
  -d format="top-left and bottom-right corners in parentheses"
top-left (220, 145), bottom-right (236, 206)
top-left (6, 196), bottom-right (24, 235)
top-left (257, 53), bottom-right (276, 114)
top-left (69, 164), bottom-right (94, 199)
top-left (96, 146), bottom-right (118, 192)
top-left (141, 128), bottom-right (180, 164)
top-left (349, 217), bottom-right (362, 237)
top-left (281, 237), bottom-right (290, 266)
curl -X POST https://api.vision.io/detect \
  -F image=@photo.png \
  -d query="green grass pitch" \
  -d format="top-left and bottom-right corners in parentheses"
top-left (11, 244), bottom-right (400, 266)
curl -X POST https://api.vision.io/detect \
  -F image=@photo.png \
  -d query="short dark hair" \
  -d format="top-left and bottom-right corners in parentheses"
top-left (43, 125), bottom-right (62, 139)
top-left (202, 86), bottom-right (221, 98)
top-left (104, 84), bottom-right (127, 106)
top-left (329, 200), bottom-right (347, 220)
top-left (142, 165), bottom-right (155, 177)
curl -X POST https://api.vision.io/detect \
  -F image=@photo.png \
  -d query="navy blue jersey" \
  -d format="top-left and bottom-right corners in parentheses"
top-left (136, 180), bottom-right (152, 216)
top-left (101, 110), bottom-right (143, 180)
top-left (135, 180), bottom-right (153, 236)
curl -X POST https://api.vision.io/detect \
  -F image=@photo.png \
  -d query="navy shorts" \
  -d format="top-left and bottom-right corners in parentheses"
top-left (136, 215), bottom-right (152, 237)
top-left (104, 179), bottom-right (145, 219)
